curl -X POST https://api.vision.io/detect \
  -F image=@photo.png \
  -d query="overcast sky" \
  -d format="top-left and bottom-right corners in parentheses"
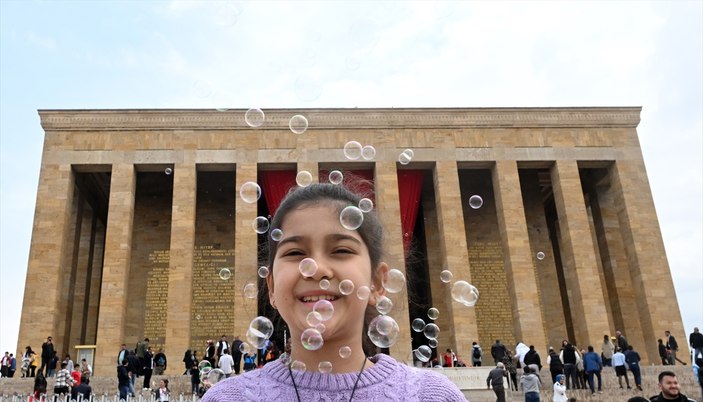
top-left (1, 0), bottom-right (701, 356)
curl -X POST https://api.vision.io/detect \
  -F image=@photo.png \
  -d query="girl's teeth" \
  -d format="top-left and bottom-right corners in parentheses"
top-left (301, 295), bottom-right (337, 302)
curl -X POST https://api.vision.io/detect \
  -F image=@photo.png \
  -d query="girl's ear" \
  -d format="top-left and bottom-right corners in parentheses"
top-left (368, 262), bottom-right (389, 306)
top-left (266, 269), bottom-right (275, 307)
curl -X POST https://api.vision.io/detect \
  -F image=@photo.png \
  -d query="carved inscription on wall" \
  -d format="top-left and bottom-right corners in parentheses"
top-left (191, 245), bottom-right (236, 345)
top-left (144, 250), bottom-right (169, 349)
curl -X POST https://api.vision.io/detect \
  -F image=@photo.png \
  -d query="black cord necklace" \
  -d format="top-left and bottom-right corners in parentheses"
top-left (288, 357), bottom-right (367, 402)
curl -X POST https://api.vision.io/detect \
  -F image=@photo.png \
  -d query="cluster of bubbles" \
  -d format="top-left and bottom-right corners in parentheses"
top-left (343, 141), bottom-right (376, 161)
top-left (243, 108), bottom-right (309, 135)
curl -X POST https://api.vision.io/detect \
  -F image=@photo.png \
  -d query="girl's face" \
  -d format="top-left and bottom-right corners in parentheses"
top-left (268, 204), bottom-right (387, 347)
top-left (160, 380), bottom-right (165, 388)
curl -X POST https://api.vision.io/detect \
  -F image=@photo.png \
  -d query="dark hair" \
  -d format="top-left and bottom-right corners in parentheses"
top-left (658, 370), bottom-right (676, 383)
top-left (81, 376), bottom-right (90, 384)
top-left (627, 398), bottom-right (649, 402)
top-left (587, 345), bottom-right (594, 352)
top-left (265, 182), bottom-right (384, 356)
top-left (162, 379), bottom-right (169, 388)
top-left (524, 366), bottom-right (531, 374)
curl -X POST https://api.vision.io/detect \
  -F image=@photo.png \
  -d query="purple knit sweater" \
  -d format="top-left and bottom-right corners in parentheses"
top-left (202, 354), bottom-right (467, 401)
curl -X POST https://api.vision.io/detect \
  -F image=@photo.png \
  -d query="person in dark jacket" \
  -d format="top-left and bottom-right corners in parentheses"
top-left (117, 359), bottom-right (130, 400)
top-left (649, 371), bottom-right (696, 402)
top-left (625, 345), bottom-right (643, 391)
top-left (126, 350), bottom-right (140, 396)
top-left (690, 327), bottom-right (703, 362)
top-left (491, 340), bottom-right (507, 365)
top-left (548, 348), bottom-right (564, 384)
top-left (39, 337), bottom-right (54, 376)
top-left (583, 345), bottom-right (603, 394)
top-left (523, 345), bottom-right (542, 372)
top-left (71, 375), bottom-right (92, 401)
top-left (658, 339), bottom-right (669, 365)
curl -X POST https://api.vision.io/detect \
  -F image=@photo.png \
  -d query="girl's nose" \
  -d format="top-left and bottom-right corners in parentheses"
top-left (308, 256), bottom-right (334, 282)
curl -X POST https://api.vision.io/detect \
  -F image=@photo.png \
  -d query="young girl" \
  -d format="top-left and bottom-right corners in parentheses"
top-left (155, 379), bottom-right (170, 402)
top-left (553, 374), bottom-right (568, 402)
top-left (203, 183), bottom-right (466, 401)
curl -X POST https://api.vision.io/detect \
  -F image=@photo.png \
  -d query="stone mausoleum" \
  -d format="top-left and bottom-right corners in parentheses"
top-left (17, 107), bottom-right (685, 376)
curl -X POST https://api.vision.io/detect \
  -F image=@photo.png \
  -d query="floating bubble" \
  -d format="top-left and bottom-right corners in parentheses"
top-left (428, 338), bottom-right (438, 348)
top-left (356, 286), bottom-right (370, 300)
top-left (198, 360), bottom-right (211, 370)
top-left (343, 141), bottom-right (363, 160)
top-left (238, 342), bottom-right (248, 354)
top-left (296, 170), bottom-right (313, 187)
top-left (270, 228), bottom-right (283, 241)
top-left (367, 314), bottom-right (400, 348)
top-left (339, 346), bottom-right (352, 359)
top-left (358, 198), bottom-right (373, 213)
top-left (361, 145), bottom-right (376, 160)
top-left (313, 299), bottom-right (334, 321)
top-left (248, 316), bottom-right (274, 342)
top-left (219, 268), bottom-right (232, 280)
top-left (340, 206), bottom-right (364, 230)
top-left (289, 115), bottom-right (308, 134)
top-left (318, 361), bottom-right (333, 374)
top-left (536, 251), bottom-right (545, 260)
top-left (240, 182), bottom-right (261, 204)
top-left (439, 270), bottom-right (453, 283)
top-left (315, 323), bottom-right (326, 333)
top-left (319, 278), bottom-right (330, 290)
top-left (451, 281), bottom-right (480, 307)
top-left (427, 307), bottom-right (439, 320)
top-left (412, 318), bottom-right (426, 332)
top-left (403, 149), bottom-right (415, 158)
top-left (207, 368), bottom-right (226, 385)
top-left (196, 314), bottom-right (201, 320)
top-left (301, 328), bottom-right (324, 350)
top-left (423, 323), bottom-right (440, 340)
top-left (398, 151), bottom-right (412, 165)
top-left (246, 327), bottom-right (268, 349)
top-left (383, 269), bottom-right (406, 293)
top-left (243, 282), bottom-right (257, 299)
top-left (257, 266), bottom-right (269, 278)
top-left (468, 195), bottom-right (483, 209)
top-left (328, 170), bottom-right (344, 185)
top-left (245, 108), bottom-right (265, 127)
top-left (290, 360), bottom-right (306, 371)
top-left (415, 346), bottom-right (432, 362)
top-left (299, 258), bottom-right (318, 277)
top-left (339, 279), bottom-right (355, 295)
top-left (164, 167), bottom-right (172, 175)
top-left (376, 295), bottom-right (393, 315)
top-left (252, 216), bottom-right (270, 234)
top-left (375, 315), bottom-right (396, 336)
top-left (306, 311), bottom-right (323, 327)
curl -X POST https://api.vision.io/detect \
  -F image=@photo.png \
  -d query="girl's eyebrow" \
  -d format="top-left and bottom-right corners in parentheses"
top-left (277, 233), bottom-right (362, 248)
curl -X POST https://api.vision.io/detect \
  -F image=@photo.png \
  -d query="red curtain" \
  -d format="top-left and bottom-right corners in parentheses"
top-left (319, 170), bottom-right (375, 201)
top-left (259, 170), bottom-right (297, 216)
top-left (397, 170), bottom-right (424, 254)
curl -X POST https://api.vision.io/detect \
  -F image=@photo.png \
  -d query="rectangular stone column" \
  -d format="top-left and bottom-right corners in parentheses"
top-left (550, 160), bottom-right (609, 346)
top-left (16, 164), bottom-right (75, 360)
top-left (164, 163), bottom-right (197, 375)
top-left (609, 159), bottom-right (685, 363)
top-left (374, 162), bottom-right (412, 361)
top-left (492, 161), bottom-right (547, 351)
top-left (94, 164), bottom-right (136, 376)
top-left (233, 163), bottom-right (259, 342)
top-left (433, 161), bottom-right (478, 360)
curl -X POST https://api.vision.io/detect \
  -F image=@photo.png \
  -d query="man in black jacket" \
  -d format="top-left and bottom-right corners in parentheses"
top-left (649, 371), bottom-right (696, 402)
top-left (689, 327), bottom-right (703, 362)
top-left (491, 340), bottom-right (507, 365)
top-left (523, 345), bottom-right (542, 373)
top-left (39, 337), bottom-right (53, 376)
top-left (666, 331), bottom-right (680, 366)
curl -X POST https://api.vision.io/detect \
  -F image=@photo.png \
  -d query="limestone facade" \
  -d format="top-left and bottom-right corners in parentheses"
top-left (16, 107), bottom-right (684, 376)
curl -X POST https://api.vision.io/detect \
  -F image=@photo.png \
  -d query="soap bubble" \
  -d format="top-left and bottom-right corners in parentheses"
top-left (319, 278), bottom-right (330, 290)
top-left (536, 251), bottom-right (545, 260)
top-left (375, 315), bottom-right (396, 336)
top-left (339, 279), bottom-right (355, 295)
top-left (238, 342), bottom-right (250, 354)
top-left (218, 268), bottom-right (232, 280)
top-left (403, 149), bottom-right (415, 158)
top-left (270, 228), bottom-right (283, 241)
top-left (198, 360), bottom-right (211, 370)
top-left (376, 295), bottom-right (393, 315)
top-left (196, 314), bottom-right (201, 320)
top-left (315, 323), bottom-right (326, 333)
top-left (343, 141), bottom-right (363, 160)
top-left (468, 195), bottom-right (483, 209)
top-left (318, 361), bottom-right (333, 374)
top-left (164, 167), bottom-right (172, 175)
top-left (383, 269), bottom-right (406, 293)
top-left (423, 323), bottom-right (440, 340)
top-left (340, 206), bottom-right (364, 230)
top-left (299, 258), bottom-right (318, 277)
top-left (301, 328), bottom-right (324, 350)
top-left (451, 281), bottom-right (480, 307)
top-left (427, 307), bottom-right (439, 320)
top-left (358, 198), bottom-right (373, 213)
top-left (328, 170), bottom-right (344, 185)
top-left (361, 145), bottom-right (376, 160)
top-left (243, 282), bottom-right (257, 299)
top-left (439, 270), bottom-right (453, 283)
top-left (257, 266), bottom-right (269, 278)
top-left (245, 108), bottom-right (265, 127)
top-left (428, 338), bottom-right (438, 348)
top-left (398, 151), bottom-right (412, 165)
top-left (207, 368), bottom-right (226, 385)
top-left (339, 346), bottom-right (352, 359)
top-left (414, 346), bottom-right (432, 362)
top-left (306, 311), bottom-right (323, 327)
top-left (367, 314), bottom-right (400, 348)
top-left (252, 216), bottom-right (270, 234)
top-left (356, 286), bottom-right (370, 300)
top-left (296, 170), bottom-right (313, 187)
top-left (289, 115), bottom-right (309, 134)
top-left (290, 360), bottom-right (306, 371)
top-left (240, 182), bottom-right (261, 204)
top-left (412, 318), bottom-right (426, 332)
top-left (246, 327), bottom-right (267, 349)
top-left (246, 316), bottom-right (274, 349)
top-left (313, 299), bottom-right (334, 321)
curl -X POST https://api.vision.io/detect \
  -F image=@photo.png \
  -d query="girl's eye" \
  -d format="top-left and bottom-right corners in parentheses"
top-left (281, 250), bottom-right (304, 257)
top-left (334, 248), bottom-right (354, 254)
